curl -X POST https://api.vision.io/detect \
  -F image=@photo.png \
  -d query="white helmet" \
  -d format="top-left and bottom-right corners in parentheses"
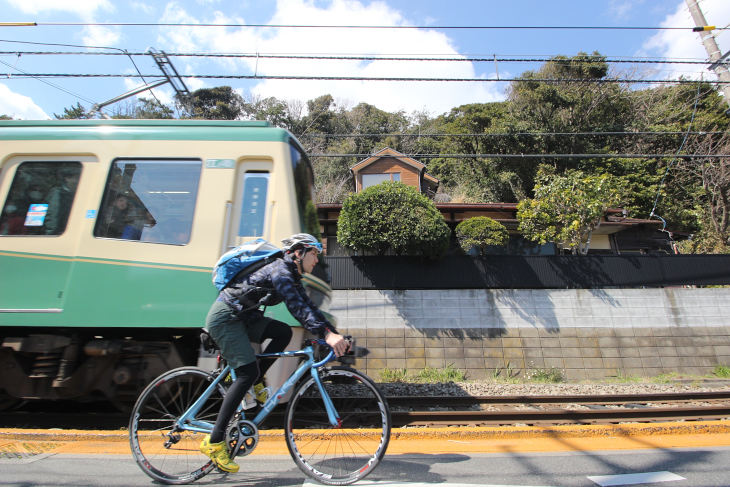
top-left (281, 233), bottom-right (322, 254)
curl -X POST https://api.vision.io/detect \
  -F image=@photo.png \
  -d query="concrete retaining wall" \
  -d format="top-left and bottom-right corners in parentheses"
top-left (330, 288), bottom-right (730, 381)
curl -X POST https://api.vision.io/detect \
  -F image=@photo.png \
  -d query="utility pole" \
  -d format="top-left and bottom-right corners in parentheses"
top-left (685, 0), bottom-right (730, 112)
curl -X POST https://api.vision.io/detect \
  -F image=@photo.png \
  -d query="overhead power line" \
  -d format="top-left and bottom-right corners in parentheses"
top-left (7, 73), bottom-right (728, 84)
top-left (27, 22), bottom-right (722, 31)
top-left (0, 50), bottom-right (716, 66)
top-left (0, 59), bottom-right (96, 105)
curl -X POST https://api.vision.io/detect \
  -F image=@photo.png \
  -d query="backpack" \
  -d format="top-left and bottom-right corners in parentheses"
top-left (212, 238), bottom-right (283, 291)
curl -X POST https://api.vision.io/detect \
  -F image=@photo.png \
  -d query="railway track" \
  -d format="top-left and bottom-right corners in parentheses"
top-left (1, 391), bottom-right (729, 430)
top-left (387, 391), bottom-right (730, 426)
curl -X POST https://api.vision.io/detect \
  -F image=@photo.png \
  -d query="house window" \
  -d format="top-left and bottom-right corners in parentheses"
top-left (362, 173), bottom-right (400, 190)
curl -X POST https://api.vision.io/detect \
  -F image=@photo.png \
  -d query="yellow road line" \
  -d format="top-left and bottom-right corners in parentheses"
top-left (2, 422), bottom-right (730, 456)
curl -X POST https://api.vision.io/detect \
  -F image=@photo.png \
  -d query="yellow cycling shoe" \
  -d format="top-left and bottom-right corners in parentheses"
top-left (253, 382), bottom-right (270, 403)
top-left (199, 435), bottom-right (239, 473)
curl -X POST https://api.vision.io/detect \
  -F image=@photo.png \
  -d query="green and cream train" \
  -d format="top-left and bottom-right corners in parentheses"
top-left (0, 119), bottom-right (330, 410)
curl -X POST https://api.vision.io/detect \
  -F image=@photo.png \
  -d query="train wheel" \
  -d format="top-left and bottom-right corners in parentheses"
top-left (0, 393), bottom-right (25, 412)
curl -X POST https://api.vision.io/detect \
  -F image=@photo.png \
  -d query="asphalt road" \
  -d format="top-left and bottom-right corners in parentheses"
top-left (3, 447), bottom-right (730, 487)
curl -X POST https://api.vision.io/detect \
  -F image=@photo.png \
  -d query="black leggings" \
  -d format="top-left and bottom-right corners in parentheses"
top-left (210, 319), bottom-right (292, 443)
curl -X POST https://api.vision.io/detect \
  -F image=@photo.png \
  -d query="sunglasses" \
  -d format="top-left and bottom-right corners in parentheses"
top-left (301, 243), bottom-right (323, 254)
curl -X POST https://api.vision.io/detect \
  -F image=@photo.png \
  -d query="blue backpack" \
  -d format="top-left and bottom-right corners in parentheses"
top-left (212, 238), bottom-right (283, 291)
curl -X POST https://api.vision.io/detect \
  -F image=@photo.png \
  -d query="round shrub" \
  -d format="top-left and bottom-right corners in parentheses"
top-left (455, 216), bottom-right (509, 254)
top-left (337, 181), bottom-right (450, 259)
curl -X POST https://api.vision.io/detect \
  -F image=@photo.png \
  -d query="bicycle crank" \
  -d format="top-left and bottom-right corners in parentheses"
top-left (226, 419), bottom-right (259, 458)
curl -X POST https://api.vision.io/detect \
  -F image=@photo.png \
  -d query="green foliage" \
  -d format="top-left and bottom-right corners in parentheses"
top-left (110, 97), bottom-right (175, 119)
top-left (606, 369), bottom-right (641, 383)
top-left (54, 102), bottom-right (90, 119)
top-left (377, 367), bottom-right (410, 383)
top-left (416, 364), bottom-right (467, 383)
top-left (133, 97), bottom-right (175, 119)
top-left (337, 181), bottom-right (450, 258)
top-left (182, 86), bottom-right (244, 120)
top-left (713, 364), bottom-right (730, 378)
top-left (455, 217), bottom-right (509, 254)
top-left (0, 114), bottom-right (13, 120)
top-left (489, 362), bottom-right (521, 383)
top-left (517, 169), bottom-right (625, 254)
top-left (376, 365), bottom-right (466, 383)
top-left (525, 365), bottom-right (565, 383)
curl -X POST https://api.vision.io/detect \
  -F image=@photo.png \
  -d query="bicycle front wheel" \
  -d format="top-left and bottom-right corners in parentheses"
top-left (129, 367), bottom-right (226, 485)
top-left (285, 366), bottom-right (391, 485)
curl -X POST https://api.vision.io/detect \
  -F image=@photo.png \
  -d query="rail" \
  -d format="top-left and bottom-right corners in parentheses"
top-left (2, 391), bottom-right (729, 429)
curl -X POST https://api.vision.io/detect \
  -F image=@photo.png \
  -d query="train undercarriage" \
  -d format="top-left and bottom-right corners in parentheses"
top-left (0, 328), bottom-right (200, 412)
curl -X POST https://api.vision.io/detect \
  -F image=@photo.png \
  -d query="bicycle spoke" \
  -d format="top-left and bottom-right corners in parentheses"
top-left (129, 367), bottom-right (225, 485)
top-left (285, 367), bottom-right (391, 485)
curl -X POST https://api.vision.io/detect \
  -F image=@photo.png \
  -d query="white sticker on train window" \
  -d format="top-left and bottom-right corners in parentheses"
top-left (24, 204), bottom-right (49, 226)
top-left (206, 159), bottom-right (235, 169)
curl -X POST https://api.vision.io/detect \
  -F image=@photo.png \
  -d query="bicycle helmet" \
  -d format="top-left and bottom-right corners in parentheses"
top-left (281, 233), bottom-right (323, 254)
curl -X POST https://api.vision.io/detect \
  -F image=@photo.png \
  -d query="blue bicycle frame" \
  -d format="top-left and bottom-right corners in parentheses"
top-left (176, 340), bottom-right (339, 434)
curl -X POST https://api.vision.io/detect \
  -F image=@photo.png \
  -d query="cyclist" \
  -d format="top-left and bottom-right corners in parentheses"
top-left (200, 233), bottom-right (348, 473)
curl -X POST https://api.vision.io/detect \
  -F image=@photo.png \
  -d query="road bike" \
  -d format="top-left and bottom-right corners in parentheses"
top-left (128, 336), bottom-right (391, 485)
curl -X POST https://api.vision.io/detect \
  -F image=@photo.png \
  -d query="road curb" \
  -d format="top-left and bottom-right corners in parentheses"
top-left (2, 421), bottom-right (730, 443)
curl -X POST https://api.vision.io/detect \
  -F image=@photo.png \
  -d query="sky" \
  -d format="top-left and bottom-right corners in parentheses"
top-left (1, 0), bottom-right (729, 120)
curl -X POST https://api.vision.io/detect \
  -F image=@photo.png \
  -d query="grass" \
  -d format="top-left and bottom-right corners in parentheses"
top-left (377, 365), bottom-right (467, 383)
top-left (376, 364), bottom-right (730, 385)
top-left (489, 362), bottom-right (521, 384)
top-left (713, 363), bottom-right (730, 378)
top-left (605, 369), bottom-right (642, 384)
top-left (416, 364), bottom-right (467, 383)
top-left (525, 366), bottom-right (565, 383)
top-left (377, 367), bottom-right (410, 383)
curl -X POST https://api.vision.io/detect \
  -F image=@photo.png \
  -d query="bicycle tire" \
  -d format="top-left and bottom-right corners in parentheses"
top-left (284, 366), bottom-right (391, 485)
top-left (129, 366), bottom-right (227, 485)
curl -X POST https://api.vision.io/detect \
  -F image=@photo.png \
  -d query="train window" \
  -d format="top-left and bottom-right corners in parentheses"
top-left (94, 159), bottom-right (202, 244)
top-left (238, 172), bottom-right (269, 237)
top-left (0, 161), bottom-right (82, 236)
top-left (289, 143), bottom-right (320, 239)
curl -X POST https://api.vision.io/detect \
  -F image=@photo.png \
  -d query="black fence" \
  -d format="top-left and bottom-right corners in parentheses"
top-left (324, 254), bottom-right (730, 290)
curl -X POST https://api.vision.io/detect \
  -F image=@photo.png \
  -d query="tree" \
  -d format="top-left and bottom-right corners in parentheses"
top-left (54, 103), bottom-right (90, 119)
top-left (109, 97), bottom-right (175, 119)
top-left (455, 217), bottom-right (509, 254)
top-left (427, 102), bottom-right (524, 202)
top-left (180, 86), bottom-right (244, 120)
top-left (337, 181), bottom-right (450, 258)
top-left (241, 94), bottom-right (303, 131)
top-left (0, 114), bottom-right (13, 120)
top-left (517, 170), bottom-right (625, 255)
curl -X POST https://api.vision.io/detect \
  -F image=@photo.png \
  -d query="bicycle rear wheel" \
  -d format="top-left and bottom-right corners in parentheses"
top-left (284, 366), bottom-right (391, 485)
top-left (129, 367), bottom-right (226, 485)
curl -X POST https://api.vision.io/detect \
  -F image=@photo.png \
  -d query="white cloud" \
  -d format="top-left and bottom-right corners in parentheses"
top-left (0, 83), bottom-right (50, 119)
top-left (639, 0), bottom-right (730, 80)
top-left (131, 2), bottom-right (155, 15)
top-left (6, 0), bottom-right (120, 47)
top-left (5, 0), bottom-right (114, 19)
top-left (82, 25), bottom-right (121, 47)
top-left (156, 0), bottom-right (504, 115)
top-left (607, 0), bottom-right (640, 20)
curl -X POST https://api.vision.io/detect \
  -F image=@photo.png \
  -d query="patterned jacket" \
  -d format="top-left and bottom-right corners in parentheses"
top-left (220, 253), bottom-right (335, 337)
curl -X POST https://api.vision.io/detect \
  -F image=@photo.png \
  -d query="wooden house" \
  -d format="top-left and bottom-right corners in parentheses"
top-left (319, 148), bottom-right (685, 256)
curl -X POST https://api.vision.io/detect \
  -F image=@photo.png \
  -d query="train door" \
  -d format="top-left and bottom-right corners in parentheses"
top-left (0, 157), bottom-right (96, 311)
top-left (226, 161), bottom-right (273, 251)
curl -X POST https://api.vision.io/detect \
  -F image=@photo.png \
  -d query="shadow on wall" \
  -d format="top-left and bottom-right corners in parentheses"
top-left (339, 287), bottom-right (629, 339)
